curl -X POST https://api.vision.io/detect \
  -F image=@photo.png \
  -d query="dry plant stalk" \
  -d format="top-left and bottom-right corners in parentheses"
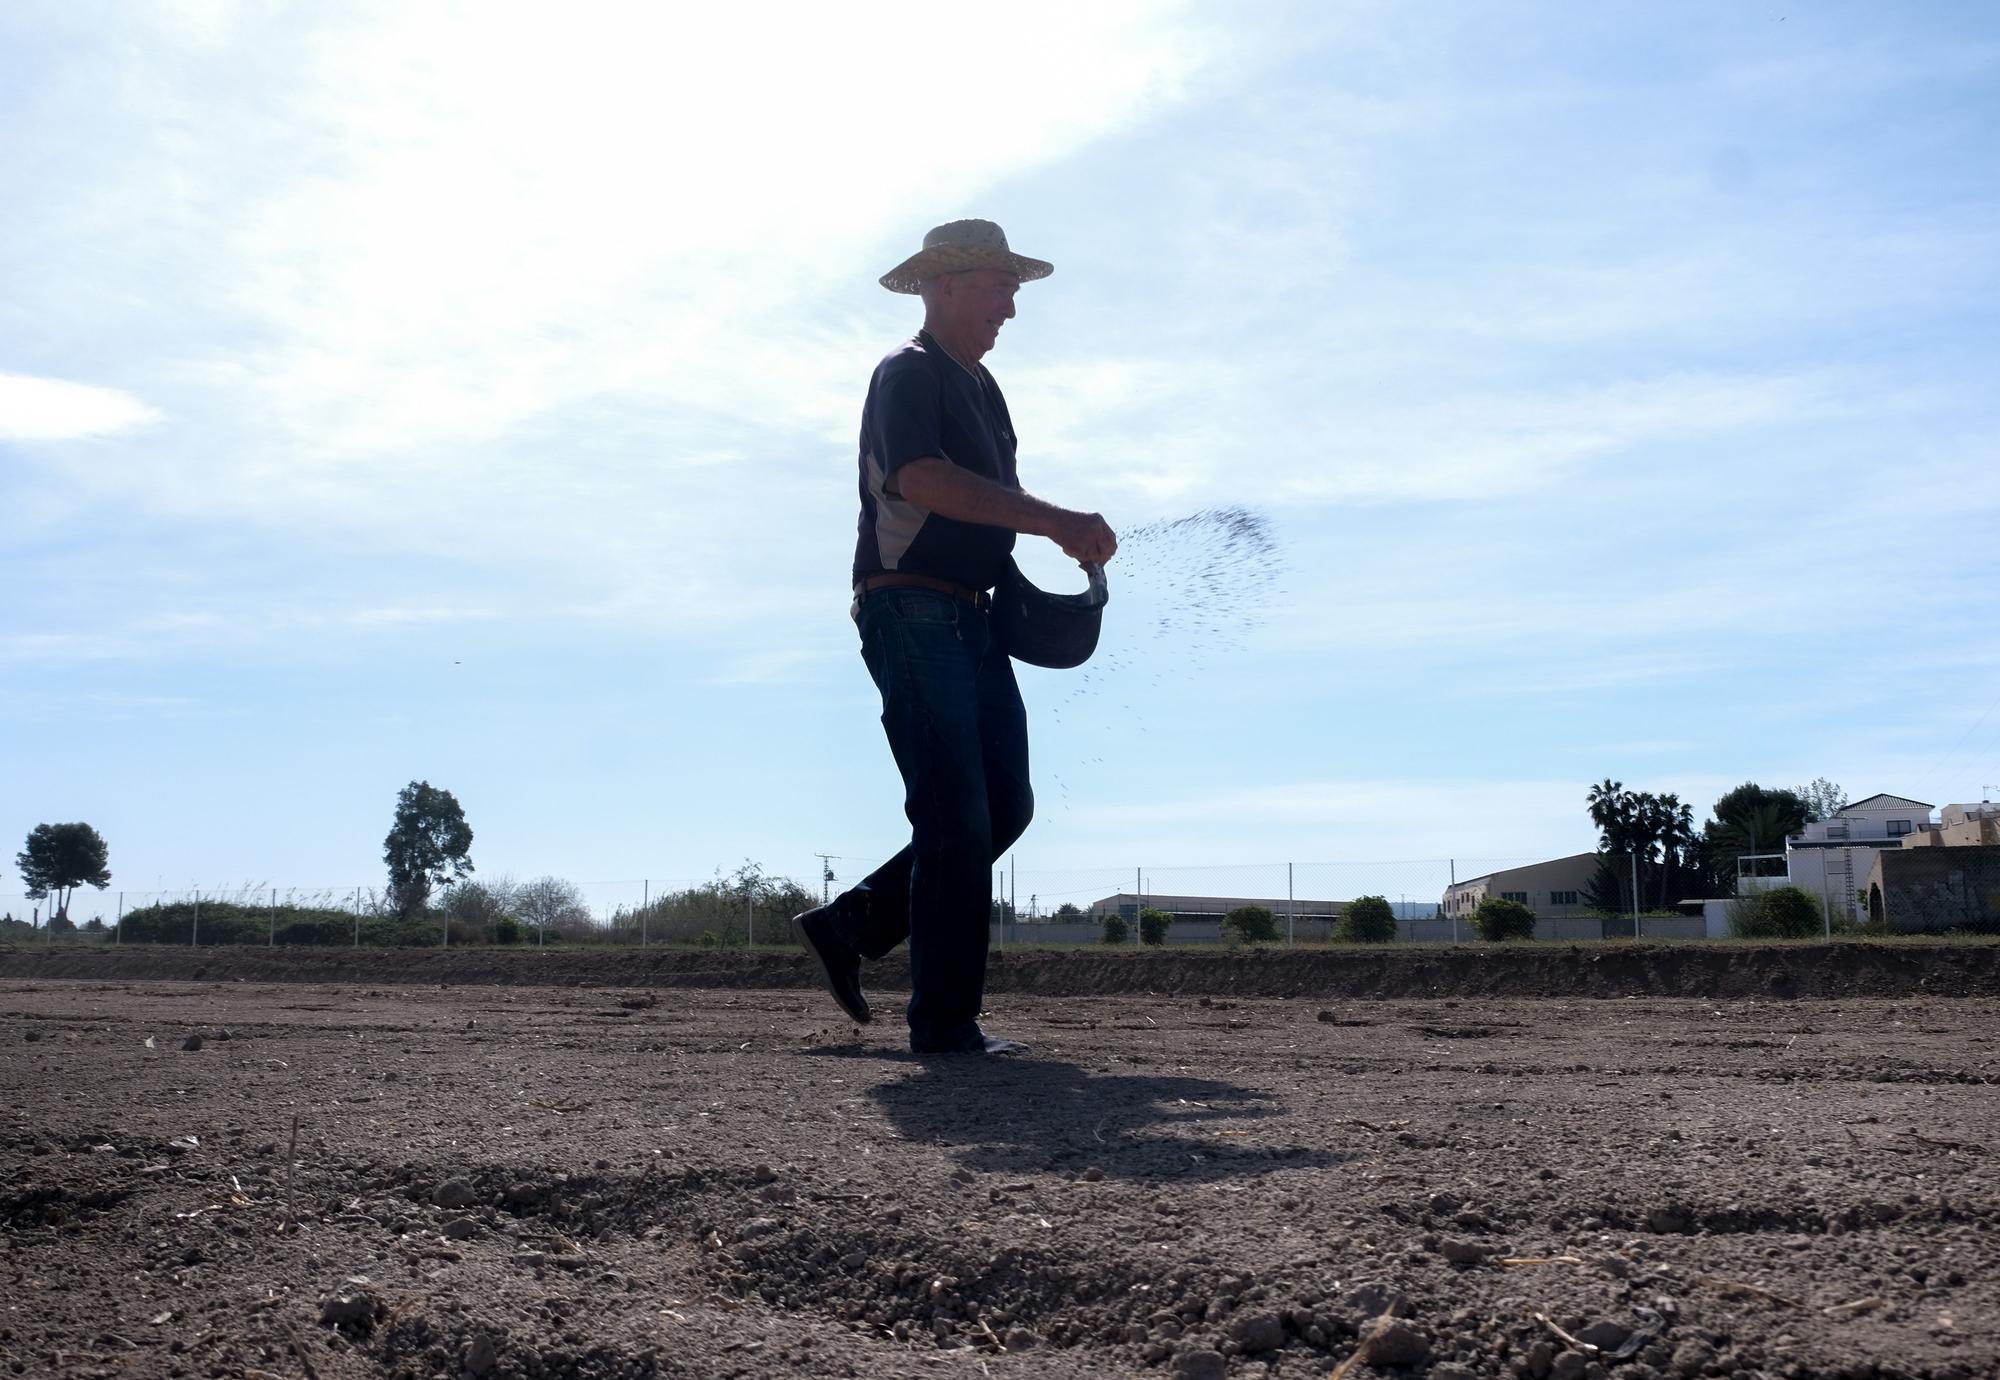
top-left (282, 1113), bottom-right (299, 1234)
top-left (1535, 1312), bottom-right (1598, 1356)
top-left (281, 1323), bottom-right (323, 1380)
top-left (1902, 1129), bottom-right (1980, 1153)
top-left (1330, 1313), bottom-right (1398, 1380)
top-left (1500, 1255), bottom-right (1586, 1266)
top-left (1824, 1296), bottom-right (1886, 1316)
top-left (1696, 1274), bottom-right (1805, 1309)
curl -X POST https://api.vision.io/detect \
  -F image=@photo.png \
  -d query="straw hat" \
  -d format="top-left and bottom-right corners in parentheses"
top-left (879, 219), bottom-right (1054, 294)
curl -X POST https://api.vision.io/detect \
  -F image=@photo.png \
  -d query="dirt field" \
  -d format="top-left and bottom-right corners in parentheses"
top-left (4, 946), bottom-right (1998, 1379)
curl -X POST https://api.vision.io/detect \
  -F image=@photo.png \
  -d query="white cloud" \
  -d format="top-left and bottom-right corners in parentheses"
top-left (195, 2), bottom-right (1216, 461)
top-left (0, 373), bottom-right (159, 441)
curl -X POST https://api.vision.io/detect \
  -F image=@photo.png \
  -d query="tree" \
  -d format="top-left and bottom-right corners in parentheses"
top-left (1101, 913), bottom-right (1129, 944)
top-left (1585, 782), bottom-right (1706, 910)
top-left (1471, 897), bottom-right (1537, 942)
top-left (1223, 905), bottom-right (1278, 944)
top-left (441, 880), bottom-right (510, 940)
top-left (1703, 783), bottom-right (1810, 892)
top-left (515, 875), bottom-right (591, 939)
top-left (1053, 902), bottom-right (1083, 920)
top-left (1580, 855), bottom-right (1625, 916)
top-left (724, 860), bottom-right (815, 947)
top-left (16, 823), bottom-right (111, 926)
top-left (1138, 906), bottom-right (1174, 946)
top-left (1653, 794), bottom-right (1697, 909)
top-left (1338, 895), bottom-right (1397, 944)
top-left (1796, 778), bottom-right (1849, 823)
top-left (382, 781), bottom-right (474, 918)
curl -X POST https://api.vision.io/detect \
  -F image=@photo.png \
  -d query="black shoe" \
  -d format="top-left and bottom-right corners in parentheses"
top-left (911, 1027), bottom-right (1030, 1057)
top-left (797, 906), bottom-right (870, 1025)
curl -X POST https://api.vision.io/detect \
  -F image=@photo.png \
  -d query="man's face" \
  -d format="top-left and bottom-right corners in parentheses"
top-left (944, 269), bottom-right (1020, 354)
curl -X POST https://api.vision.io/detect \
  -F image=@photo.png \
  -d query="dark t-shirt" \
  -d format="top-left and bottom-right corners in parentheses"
top-left (852, 329), bottom-right (1019, 590)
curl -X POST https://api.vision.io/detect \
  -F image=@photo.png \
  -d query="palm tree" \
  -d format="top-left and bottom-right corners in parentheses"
top-left (1655, 794), bottom-right (1696, 908)
top-left (1588, 779), bottom-right (1643, 911)
top-left (1586, 779), bottom-right (1625, 845)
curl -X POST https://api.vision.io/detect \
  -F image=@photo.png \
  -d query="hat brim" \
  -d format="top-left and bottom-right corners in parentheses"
top-left (879, 245), bottom-right (1054, 294)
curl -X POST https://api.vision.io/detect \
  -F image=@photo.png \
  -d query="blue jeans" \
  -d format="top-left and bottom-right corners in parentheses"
top-left (837, 588), bottom-right (1032, 1049)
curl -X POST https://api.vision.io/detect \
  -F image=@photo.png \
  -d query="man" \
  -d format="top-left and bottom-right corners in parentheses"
top-left (796, 220), bottom-right (1116, 1056)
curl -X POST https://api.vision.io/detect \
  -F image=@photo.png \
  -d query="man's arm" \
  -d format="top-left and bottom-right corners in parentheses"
top-left (897, 457), bottom-right (1117, 565)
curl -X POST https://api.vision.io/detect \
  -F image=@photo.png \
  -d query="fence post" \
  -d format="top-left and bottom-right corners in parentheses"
top-left (1629, 851), bottom-right (1639, 935)
top-left (192, 892), bottom-right (200, 948)
top-left (746, 886), bottom-right (754, 949)
top-left (1449, 859), bottom-right (1458, 944)
top-left (353, 887), bottom-right (360, 947)
top-left (269, 885), bottom-right (276, 947)
top-left (1005, 854), bottom-right (1015, 948)
top-left (1287, 862), bottom-right (1295, 948)
top-left (642, 879), bottom-right (648, 948)
top-left (115, 892), bottom-right (122, 946)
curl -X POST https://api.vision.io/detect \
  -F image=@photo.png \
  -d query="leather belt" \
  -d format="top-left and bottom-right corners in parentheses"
top-left (856, 572), bottom-right (992, 609)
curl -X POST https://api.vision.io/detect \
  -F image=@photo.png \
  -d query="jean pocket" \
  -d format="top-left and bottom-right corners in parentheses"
top-left (867, 589), bottom-right (960, 626)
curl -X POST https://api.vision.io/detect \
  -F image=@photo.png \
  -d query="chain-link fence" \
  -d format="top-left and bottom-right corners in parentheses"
top-left (1, 852), bottom-right (1773, 949)
top-left (0, 874), bottom-right (824, 949)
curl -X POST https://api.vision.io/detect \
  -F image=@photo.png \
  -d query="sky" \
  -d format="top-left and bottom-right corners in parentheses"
top-left (5, 0), bottom-right (1998, 920)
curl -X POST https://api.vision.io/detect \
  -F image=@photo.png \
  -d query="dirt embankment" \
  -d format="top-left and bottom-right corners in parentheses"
top-left (3, 939), bottom-right (1995, 999)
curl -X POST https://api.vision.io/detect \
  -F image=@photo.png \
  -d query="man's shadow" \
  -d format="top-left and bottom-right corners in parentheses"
top-left (810, 1048), bottom-right (1354, 1183)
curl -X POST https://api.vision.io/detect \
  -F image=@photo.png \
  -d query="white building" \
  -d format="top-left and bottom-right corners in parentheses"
top-left (1784, 793), bottom-right (1933, 926)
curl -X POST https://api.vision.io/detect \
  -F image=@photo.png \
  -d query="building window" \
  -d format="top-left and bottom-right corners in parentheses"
top-left (1549, 890), bottom-right (1580, 907)
top-left (1502, 891), bottom-right (1528, 905)
top-left (1888, 820), bottom-right (1912, 836)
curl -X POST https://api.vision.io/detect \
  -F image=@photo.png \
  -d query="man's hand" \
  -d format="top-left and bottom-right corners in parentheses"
top-left (897, 458), bottom-right (1117, 564)
top-left (1052, 510), bottom-right (1117, 566)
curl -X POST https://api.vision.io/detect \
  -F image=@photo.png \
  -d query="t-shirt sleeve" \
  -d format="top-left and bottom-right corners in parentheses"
top-left (871, 361), bottom-right (944, 495)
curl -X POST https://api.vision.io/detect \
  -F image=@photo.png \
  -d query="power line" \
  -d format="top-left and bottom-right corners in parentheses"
top-left (1917, 685), bottom-right (2000, 793)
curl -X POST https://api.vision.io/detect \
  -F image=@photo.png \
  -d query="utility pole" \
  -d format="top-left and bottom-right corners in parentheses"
top-left (814, 854), bottom-right (836, 906)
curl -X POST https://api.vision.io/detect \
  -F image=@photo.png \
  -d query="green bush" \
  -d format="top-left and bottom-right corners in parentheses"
top-left (274, 917), bottom-right (355, 946)
top-left (492, 916), bottom-right (523, 945)
top-left (1471, 897), bottom-right (1537, 942)
top-left (1729, 886), bottom-right (1822, 939)
top-left (1338, 895), bottom-right (1397, 944)
top-left (116, 901), bottom-right (271, 945)
top-left (1101, 913), bottom-right (1129, 944)
top-left (1138, 907), bottom-right (1173, 946)
top-left (1223, 905), bottom-right (1278, 945)
top-left (358, 913), bottom-right (444, 947)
